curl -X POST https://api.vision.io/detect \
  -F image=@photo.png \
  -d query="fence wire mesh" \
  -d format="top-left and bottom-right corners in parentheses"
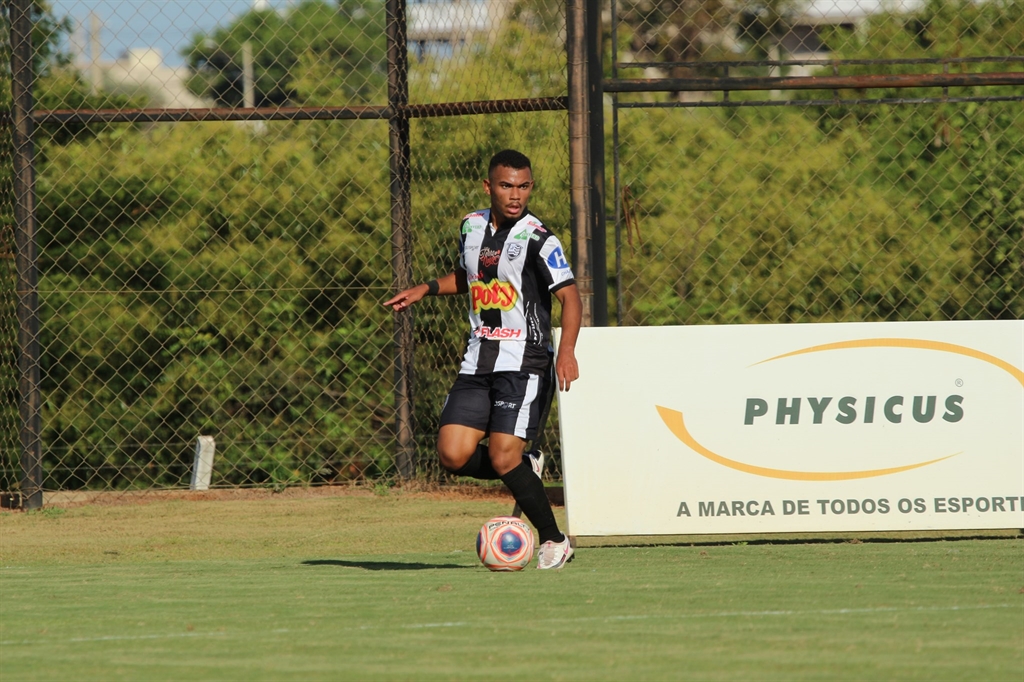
top-left (1, 0), bottom-right (568, 495)
top-left (1, 0), bottom-right (1020, 499)
top-left (609, 0), bottom-right (1022, 327)
top-left (1, 89), bottom-right (15, 497)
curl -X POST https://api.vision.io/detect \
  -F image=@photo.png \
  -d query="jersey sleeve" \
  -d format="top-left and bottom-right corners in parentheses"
top-left (535, 233), bottom-right (576, 292)
top-left (457, 218), bottom-right (469, 270)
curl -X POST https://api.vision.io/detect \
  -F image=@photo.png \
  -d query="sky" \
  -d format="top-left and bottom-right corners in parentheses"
top-left (51, 1), bottom-right (293, 67)
top-left (49, 0), bottom-right (911, 69)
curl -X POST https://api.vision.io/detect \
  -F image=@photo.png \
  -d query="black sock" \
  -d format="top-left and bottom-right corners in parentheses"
top-left (451, 444), bottom-right (500, 480)
top-left (501, 460), bottom-right (562, 544)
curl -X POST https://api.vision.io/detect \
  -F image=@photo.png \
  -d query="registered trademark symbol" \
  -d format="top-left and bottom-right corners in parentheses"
top-left (955, 378), bottom-right (963, 387)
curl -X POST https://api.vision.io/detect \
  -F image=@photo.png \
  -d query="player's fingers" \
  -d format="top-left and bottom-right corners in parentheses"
top-left (384, 291), bottom-right (414, 309)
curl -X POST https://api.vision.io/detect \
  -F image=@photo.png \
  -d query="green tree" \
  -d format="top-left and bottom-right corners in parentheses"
top-left (807, 0), bottom-right (1024, 318)
top-left (616, 107), bottom-right (971, 325)
top-left (2, 0), bottom-right (72, 490)
top-left (2, 0), bottom-right (139, 491)
top-left (184, 0), bottom-right (386, 107)
top-left (0, 0), bottom-right (71, 88)
top-left (616, 0), bottom-right (733, 66)
top-left (35, 119), bottom-right (395, 488)
top-left (21, 9), bottom-right (575, 490)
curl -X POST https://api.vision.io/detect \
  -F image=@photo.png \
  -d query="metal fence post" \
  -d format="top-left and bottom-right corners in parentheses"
top-left (587, 0), bottom-right (607, 326)
top-left (386, 0), bottom-right (416, 478)
top-left (9, 0), bottom-right (43, 509)
top-left (567, 0), bottom-right (593, 327)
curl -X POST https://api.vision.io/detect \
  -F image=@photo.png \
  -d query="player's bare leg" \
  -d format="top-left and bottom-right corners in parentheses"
top-left (485, 432), bottom-right (527, 475)
top-left (437, 424), bottom-right (485, 473)
top-left (438, 426), bottom-right (541, 483)
top-left (439, 426), bottom-right (571, 569)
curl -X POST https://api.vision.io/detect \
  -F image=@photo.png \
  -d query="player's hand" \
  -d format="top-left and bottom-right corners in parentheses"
top-left (555, 348), bottom-right (579, 392)
top-left (383, 284), bottom-right (427, 312)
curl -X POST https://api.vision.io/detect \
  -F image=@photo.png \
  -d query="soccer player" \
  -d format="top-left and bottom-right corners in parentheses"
top-left (383, 149), bottom-right (581, 570)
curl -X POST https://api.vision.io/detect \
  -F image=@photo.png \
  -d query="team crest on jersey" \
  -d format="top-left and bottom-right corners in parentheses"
top-left (470, 280), bottom-right (518, 313)
top-left (461, 220), bottom-right (473, 234)
top-left (507, 243), bottom-right (523, 260)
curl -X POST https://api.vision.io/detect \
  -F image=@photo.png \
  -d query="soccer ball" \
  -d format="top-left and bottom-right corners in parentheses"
top-left (476, 516), bottom-right (535, 571)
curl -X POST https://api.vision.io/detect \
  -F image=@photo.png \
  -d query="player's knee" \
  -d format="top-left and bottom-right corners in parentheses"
top-left (436, 443), bottom-right (468, 473)
top-left (486, 444), bottom-right (522, 476)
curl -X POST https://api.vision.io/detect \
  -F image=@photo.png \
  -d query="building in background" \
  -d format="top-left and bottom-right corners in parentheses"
top-left (100, 48), bottom-right (210, 108)
top-left (781, 0), bottom-right (879, 76)
top-left (68, 11), bottom-right (210, 108)
top-left (407, 0), bottom-right (508, 60)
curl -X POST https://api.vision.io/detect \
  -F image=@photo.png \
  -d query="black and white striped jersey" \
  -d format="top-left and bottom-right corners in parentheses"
top-left (456, 208), bottom-right (575, 375)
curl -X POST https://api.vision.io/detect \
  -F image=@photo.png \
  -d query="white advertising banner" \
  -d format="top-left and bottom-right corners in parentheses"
top-left (555, 320), bottom-right (1024, 536)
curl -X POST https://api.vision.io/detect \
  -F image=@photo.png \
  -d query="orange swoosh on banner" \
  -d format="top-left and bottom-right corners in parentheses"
top-left (655, 406), bottom-right (958, 481)
top-left (752, 338), bottom-right (1024, 388)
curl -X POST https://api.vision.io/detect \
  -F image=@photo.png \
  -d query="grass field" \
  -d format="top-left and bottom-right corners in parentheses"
top-left (1, 488), bottom-right (1022, 681)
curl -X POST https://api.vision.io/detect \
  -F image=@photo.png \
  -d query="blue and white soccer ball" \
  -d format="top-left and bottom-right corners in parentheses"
top-left (476, 516), bottom-right (535, 571)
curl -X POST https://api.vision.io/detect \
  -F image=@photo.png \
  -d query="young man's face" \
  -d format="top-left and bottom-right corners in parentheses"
top-left (484, 164), bottom-right (534, 224)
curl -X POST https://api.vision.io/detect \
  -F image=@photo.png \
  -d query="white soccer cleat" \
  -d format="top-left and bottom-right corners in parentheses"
top-left (536, 534), bottom-right (574, 570)
top-left (527, 450), bottom-right (545, 480)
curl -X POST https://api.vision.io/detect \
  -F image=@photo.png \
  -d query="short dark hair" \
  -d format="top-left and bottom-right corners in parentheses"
top-left (488, 149), bottom-right (531, 174)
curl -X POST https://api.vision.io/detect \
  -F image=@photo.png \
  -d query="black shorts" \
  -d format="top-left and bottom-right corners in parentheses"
top-left (438, 371), bottom-right (552, 440)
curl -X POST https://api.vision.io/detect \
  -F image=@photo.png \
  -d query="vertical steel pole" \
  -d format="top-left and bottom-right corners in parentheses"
top-left (9, 0), bottom-right (43, 509)
top-left (385, 0), bottom-right (416, 478)
top-left (610, 0), bottom-right (623, 325)
top-left (567, 0), bottom-right (593, 327)
top-left (586, 0), bottom-right (607, 326)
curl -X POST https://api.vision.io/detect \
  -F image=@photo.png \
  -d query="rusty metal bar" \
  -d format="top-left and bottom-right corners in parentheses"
top-left (617, 94), bottom-right (1024, 109)
top-left (406, 97), bottom-right (567, 118)
top-left (27, 98), bottom-right (568, 126)
top-left (31, 105), bottom-right (391, 124)
top-left (386, 0), bottom-right (416, 479)
top-left (567, 0), bottom-right (592, 328)
top-left (9, 0), bottom-right (43, 510)
top-left (605, 71), bottom-right (1024, 93)
top-left (26, 70), bottom-right (1008, 124)
top-left (618, 56), bottom-right (1024, 70)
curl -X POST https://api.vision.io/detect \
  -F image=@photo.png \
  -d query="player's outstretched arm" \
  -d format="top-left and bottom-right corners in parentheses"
top-left (553, 284), bottom-right (582, 392)
top-left (383, 270), bottom-right (465, 311)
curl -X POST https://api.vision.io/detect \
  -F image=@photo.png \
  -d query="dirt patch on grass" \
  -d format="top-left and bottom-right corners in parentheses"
top-left (35, 482), bottom-right (521, 510)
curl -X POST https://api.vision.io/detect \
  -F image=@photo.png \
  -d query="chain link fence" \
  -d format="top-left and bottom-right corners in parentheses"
top-left (2, 0), bottom-right (1021, 501)
top-left (608, 0), bottom-right (1023, 326)
top-left (1, 0), bottom-right (569, 498)
top-left (1, 69), bottom-right (15, 498)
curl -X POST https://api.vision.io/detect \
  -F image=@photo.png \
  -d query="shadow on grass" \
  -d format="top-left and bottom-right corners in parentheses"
top-left (302, 559), bottom-right (473, 571)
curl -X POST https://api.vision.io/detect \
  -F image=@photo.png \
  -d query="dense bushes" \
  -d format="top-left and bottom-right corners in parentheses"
top-left (5, 0), bottom-right (1020, 489)
top-left (35, 123), bottom-right (396, 488)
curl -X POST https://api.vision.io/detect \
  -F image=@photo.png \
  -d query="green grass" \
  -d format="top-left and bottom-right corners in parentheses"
top-left (1, 490), bottom-right (1022, 681)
